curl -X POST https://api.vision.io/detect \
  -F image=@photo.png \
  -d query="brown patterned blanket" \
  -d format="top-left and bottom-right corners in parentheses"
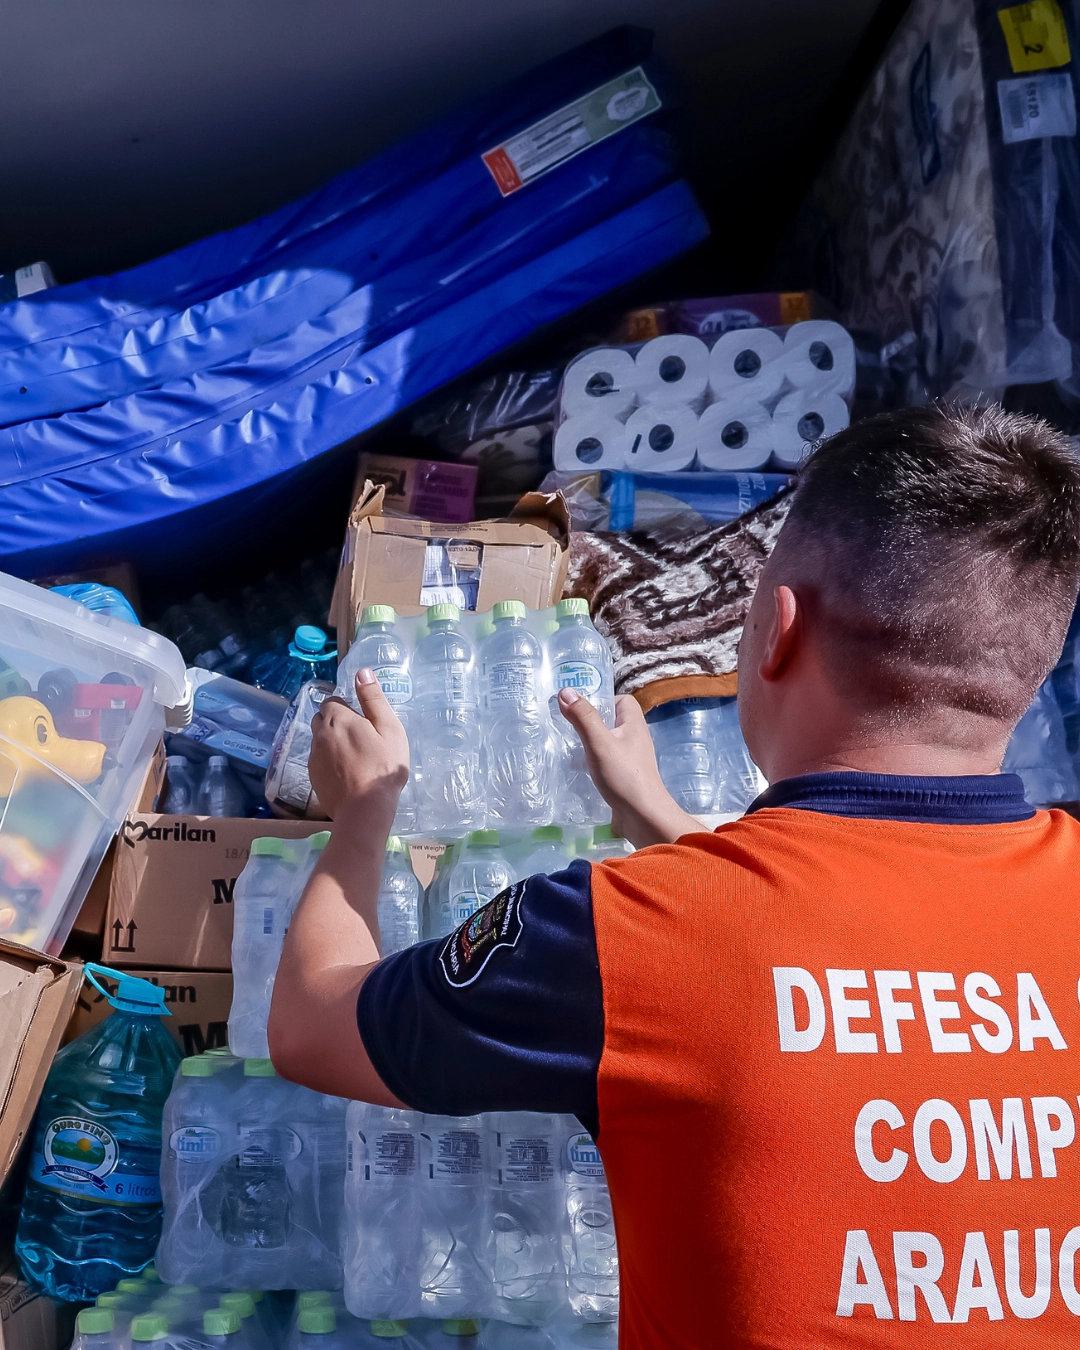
top-left (563, 491), bottom-right (792, 710)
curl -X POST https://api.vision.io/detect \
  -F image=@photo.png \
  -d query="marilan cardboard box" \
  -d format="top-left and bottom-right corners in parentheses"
top-left (331, 483), bottom-right (570, 657)
top-left (105, 816), bottom-right (326, 971)
top-left (0, 940), bottom-right (82, 1188)
top-left (67, 968), bottom-right (233, 1059)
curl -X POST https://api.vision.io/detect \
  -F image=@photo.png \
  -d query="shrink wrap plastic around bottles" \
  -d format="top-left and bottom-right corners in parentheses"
top-left (553, 320), bottom-right (856, 479)
top-left (335, 600), bottom-right (615, 834)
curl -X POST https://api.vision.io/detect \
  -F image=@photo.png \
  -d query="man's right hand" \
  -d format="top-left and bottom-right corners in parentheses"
top-left (557, 689), bottom-right (706, 848)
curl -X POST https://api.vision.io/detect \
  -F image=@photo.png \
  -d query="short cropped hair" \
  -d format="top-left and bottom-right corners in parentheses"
top-left (777, 403), bottom-right (1080, 722)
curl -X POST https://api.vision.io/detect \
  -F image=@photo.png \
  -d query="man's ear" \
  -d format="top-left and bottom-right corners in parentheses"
top-left (759, 585), bottom-right (800, 682)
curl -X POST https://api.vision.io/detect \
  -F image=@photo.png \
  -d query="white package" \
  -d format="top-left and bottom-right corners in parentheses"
top-left (707, 328), bottom-right (785, 402)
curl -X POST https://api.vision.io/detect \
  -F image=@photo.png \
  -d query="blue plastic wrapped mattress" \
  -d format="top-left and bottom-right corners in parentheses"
top-left (0, 28), bottom-right (710, 576)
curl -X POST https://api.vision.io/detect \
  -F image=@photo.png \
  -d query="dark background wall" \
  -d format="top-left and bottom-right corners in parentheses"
top-left (3, 0), bottom-right (883, 287)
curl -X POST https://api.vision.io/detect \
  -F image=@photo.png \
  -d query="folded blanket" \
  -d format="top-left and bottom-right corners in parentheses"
top-left (563, 489), bottom-right (792, 710)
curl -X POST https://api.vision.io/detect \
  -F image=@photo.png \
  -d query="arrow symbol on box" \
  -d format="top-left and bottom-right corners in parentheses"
top-left (110, 919), bottom-right (137, 952)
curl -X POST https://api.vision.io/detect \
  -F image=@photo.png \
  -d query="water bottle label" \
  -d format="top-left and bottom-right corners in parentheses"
top-left (497, 1132), bottom-right (555, 1184)
top-left (32, 1117), bottom-right (162, 1205)
top-left (237, 1125), bottom-right (302, 1164)
top-left (360, 1129), bottom-right (419, 1179)
top-left (487, 660), bottom-right (534, 703)
top-left (449, 891), bottom-right (482, 928)
top-left (429, 1128), bottom-right (483, 1181)
top-left (170, 1125), bottom-right (223, 1161)
top-left (375, 666), bottom-right (413, 706)
top-left (555, 661), bottom-right (602, 696)
top-left (565, 1131), bottom-right (607, 1179)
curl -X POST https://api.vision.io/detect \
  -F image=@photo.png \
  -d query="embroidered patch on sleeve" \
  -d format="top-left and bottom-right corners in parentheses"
top-left (439, 881), bottom-right (526, 988)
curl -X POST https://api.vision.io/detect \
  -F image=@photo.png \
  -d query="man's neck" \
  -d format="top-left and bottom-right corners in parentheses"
top-left (764, 730), bottom-right (1010, 784)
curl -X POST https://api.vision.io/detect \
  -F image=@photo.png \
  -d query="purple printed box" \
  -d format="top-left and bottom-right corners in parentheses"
top-left (358, 453), bottom-right (478, 524)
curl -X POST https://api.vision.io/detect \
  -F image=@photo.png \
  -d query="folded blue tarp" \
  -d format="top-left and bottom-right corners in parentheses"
top-left (0, 182), bottom-right (708, 577)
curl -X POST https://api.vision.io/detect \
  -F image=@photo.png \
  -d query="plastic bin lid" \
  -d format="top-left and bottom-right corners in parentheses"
top-left (0, 570), bottom-right (186, 707)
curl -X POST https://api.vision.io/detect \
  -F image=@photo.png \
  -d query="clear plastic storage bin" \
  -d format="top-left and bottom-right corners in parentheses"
top-left (0, 572), bottom-right (185, 953)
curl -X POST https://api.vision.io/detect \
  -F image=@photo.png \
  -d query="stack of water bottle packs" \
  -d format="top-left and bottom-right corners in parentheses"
top-left (333, 599), bottom-right (616, 833)
top-left (552, 320), bottom-right (856, 476)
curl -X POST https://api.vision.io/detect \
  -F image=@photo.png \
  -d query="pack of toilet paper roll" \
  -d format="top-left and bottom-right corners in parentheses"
top-left (554, 321), bottom-right (856, 475)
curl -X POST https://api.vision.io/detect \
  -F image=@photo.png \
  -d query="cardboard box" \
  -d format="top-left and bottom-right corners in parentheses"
top-left (105, 815), bottom-right (327, 971)
top-left (0, 1247), bottom-right (75, 1350)
top-left (67, 968), bottom-right (234, 1059)
top-left (358, 453), bottom-right (477, 523)
top-left (331, 483), bottom-right (570, 653)
top-left (0, 941), bottom-right (82, 1188)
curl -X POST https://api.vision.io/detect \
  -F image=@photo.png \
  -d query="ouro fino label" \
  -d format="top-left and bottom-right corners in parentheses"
top-left (555, 661), bottom-right (602, 696)
top-left (32, 1117), bottom-right (161, 1205)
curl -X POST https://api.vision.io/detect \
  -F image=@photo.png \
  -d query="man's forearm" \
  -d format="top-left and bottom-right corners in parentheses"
top-left (618, 798), bottom-right (709, 849)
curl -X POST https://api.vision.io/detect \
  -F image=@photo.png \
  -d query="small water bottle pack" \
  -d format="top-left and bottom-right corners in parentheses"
top-left (645, 696), bottom-right (763, 817)
top-left (335, 599), bottom-right (616, 834)
top-left (553, 321), bottom-right (856, 476)
top-left (344, 1108), bottom-right (618, 1329)
top-left (156, 1053), bottom-right (347, 1290)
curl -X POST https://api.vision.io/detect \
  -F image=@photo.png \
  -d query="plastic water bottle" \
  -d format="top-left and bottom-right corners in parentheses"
top-left (486, 1114), bottom-right (565, 1326)
top-left (589, 826), bottom-right (629, 861)
top-left (17, 964), bottom-right (181, 1301)
top-left (646, 700), bottom-right (716, 814)
top-left (162, 756), bottom-right (198, 814)
top-left (423, 847), bottom-right (455, 940)
top-left (197, 755), bottom-right (247, 818)
top-left (441, 832), bottom-right (514, 939)
top-left (419, 1115), bottom-right (489, 1320)
top-left (378, 838), bottom-right (421, 955)
top-left (561, 1124), bottom-right (618, 1322)
top-left (480, 600), bottom-right (555, 826)
top-left (263, 681), bottom-right (334, 818)
top-left (254, 627), bottom-right (338, 703)
top-left (344, 1102), bottom-right (423, 1322)
top-left (228, 838), bottom-right (298, 1060)
top-left (546, 600), bottom-right (614, 824)
top-left (336, 605), bottom-right (418, 831)
top-left (413, 604), bottom-right (483, 831)
top-left (220, 1060), bottom-right (292, 1267)
top-left (296, 1307), bottom-right (352, 1350)
top-left (219, 1292), bottom-right (272, 1350)
top-left (515, 826), bottom-right (571, 880)
top-left (285, 1081), bottom-right (348, 1288)
top-left (157, 1056), bottom-right (235, 1286)
top-left (130, 1313), bottom-right (187, 1348)
top-left (73, 1307), bottom-right (119, 1350)
top-left (711, 698), bottom-right (763, 815)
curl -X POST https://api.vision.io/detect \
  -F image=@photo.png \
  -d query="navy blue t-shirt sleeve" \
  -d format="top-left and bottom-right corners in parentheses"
top-left (357, 858), bottom-right (603, 1139)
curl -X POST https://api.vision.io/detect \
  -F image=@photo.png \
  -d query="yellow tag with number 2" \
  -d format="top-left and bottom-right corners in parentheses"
top-left (998, 0), bottom-right (1072, 72)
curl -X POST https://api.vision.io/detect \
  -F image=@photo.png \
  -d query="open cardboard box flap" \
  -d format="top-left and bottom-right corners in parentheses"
top-left (0, 940), bottom-right (82, 1186)
top-left (331, 483), bottom-right (570, 653)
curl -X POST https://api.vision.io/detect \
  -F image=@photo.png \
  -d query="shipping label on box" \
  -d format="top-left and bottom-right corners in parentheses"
top-left (105, 815), bottom-right (327, 971)
top-left (68, 968), bottom-right (233, 1059)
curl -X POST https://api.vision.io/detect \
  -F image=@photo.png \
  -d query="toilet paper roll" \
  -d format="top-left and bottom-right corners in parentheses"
top-left (707, 328), bottom-right (785, 402)
top-left (771, 390), bottom-right (850, 470)
top-left (779, 320), bottom-right (856, 397)
top-left (696, 399), bottom-right (775, 471)
top-left (560, 347), bottom-right (638, 419)
top-left (553, 412), bottom-right (631, 472)
top-left (634, 335), bottom-right (710, 405)
top-left (624, 403), bottom-right (699, 473)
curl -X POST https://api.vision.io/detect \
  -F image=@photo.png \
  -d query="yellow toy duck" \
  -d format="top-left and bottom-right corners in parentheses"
top-left (0, 696), bottom-right (106, 795)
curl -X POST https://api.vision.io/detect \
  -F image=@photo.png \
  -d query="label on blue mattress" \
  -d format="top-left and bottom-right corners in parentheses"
top-left (483, 67), bottom-right (661, 195)
top-left (997, 72), bottom-right (1077, 143)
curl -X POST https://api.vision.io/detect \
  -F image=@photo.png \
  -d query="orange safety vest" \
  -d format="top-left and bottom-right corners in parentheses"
top-left (590, 805), bottom-right (1080, 1347)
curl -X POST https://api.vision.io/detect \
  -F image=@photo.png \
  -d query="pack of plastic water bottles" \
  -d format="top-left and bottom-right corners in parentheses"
top-left (156, 1050), bottom-right (347, 1291)
top-left (553, 321), bottom-right (856, 476)
top-left (344, 1107), bottom-right (618, 1330)
top-left (334, 599), bottom-right (616, 834)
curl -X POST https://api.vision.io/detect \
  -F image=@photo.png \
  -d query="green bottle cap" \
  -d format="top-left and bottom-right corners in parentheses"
top-left (140, 1265), bottom-right (161, 1283)
top-left (592, 823), bottom-right (624, 844)
top-left (130, 1314), bottom-right (169, 1342)
top-left (218, 1293), bottom-right (254, 1319)
top-left (466, 830), bottom-right (499, 847)
top-left (116, 1279), bottom-right (147, 1295)
top-left (492, 600), bottom-right (527, 622)
top-left (371, 1320), bottom-right (409, 1337)
top-left (426, 603), bottom-right (460, 623)
top-left (362, 605), bottom-right (397, 626)
top-left (77, 1309), bottom-right (115, 1336)
top-left (296, 1292), bottom-right (332, 1312)
top-left (250, 836), bottom-right (287, 858)
top-left (386, 836), bottom-right (408, 856)
top-left (531, 825), bottom-right (563, 842)
top-left (298, 1307), bottom-right (336, 1335)
top-left (204, 1310), bottom-right (241, 1337)
top-left (309, 830), bottom-right (331, 852)
top-left (180, 1055), bottom-right (214, 1077)
top-left (243, 1058), bottom-right (277, 1077)
top-left (151, 1296), bottom-right (184, 1318)
top-left (95, 1294), bottom-right (125, 1309)
top-left (556, 597), bottom-right (590, 619)
top-left (442, 1320), bottom-right (480, 1336)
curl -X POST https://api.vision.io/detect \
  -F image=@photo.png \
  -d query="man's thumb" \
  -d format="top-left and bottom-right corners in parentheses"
top-left (558, 688), bottom-right (610, 749)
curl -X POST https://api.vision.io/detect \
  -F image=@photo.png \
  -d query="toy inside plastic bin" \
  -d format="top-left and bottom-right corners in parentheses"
top-left (0, 572), bottom-right (185, 954)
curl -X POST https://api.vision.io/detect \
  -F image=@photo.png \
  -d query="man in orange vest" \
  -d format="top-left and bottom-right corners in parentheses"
top-left (270, 402), bottom-right (1080, 1347)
